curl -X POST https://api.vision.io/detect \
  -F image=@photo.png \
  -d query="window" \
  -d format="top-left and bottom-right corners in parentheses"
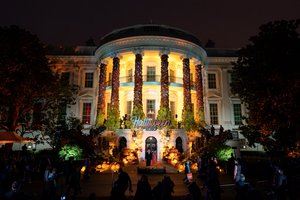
top-left (208, 73), bottom-right (216, 89)
top-left (82, 103), bottom-right (92, 124)
top-left (209, 103), bottom-right (219, 125)
top-left (61, 72), bottom-right (70, 85)
top-left (107, 103), bottom-right (111, 115)
top-left (190, 73), bottom-right (194, 87)
top-left (147, 66), bottom-right (156, 81)
top-left (170, 101), bottom-right (176, 118)
top-left (233, 104), bottom-right (242, 125)
top-left (127, 69), bottom-right (133, 82)
top-left (146, 100), bottom-right (155, 119)
top-left (85, 72), bottom-right (94, 88)
top-left (107, 73), bottom-right (112, 86)
top-left (169, 69), bottom-right (175, 83)
top-left (126, 101), bottom-right (132, 116)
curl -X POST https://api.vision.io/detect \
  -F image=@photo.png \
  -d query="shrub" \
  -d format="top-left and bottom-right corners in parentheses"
top-left (59, 144), bottom-right (83, 160)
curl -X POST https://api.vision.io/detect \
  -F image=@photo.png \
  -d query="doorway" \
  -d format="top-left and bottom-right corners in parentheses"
top-left (176, 137), bottom-right (183, 153)
top-left (119, 137), bottom-right (127, 152)
top-left (145, 136), bottom-right (157, 157)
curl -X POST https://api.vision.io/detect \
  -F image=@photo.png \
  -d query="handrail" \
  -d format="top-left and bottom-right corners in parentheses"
top-left (105, 75), bottom-right (195, 87)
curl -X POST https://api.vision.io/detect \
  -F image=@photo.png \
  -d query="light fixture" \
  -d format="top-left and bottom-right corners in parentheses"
top-left (166, 130), bottom-right (170, 142)
top-left (132, 130), bottom-right (137, 142)
top-left (148, 109), bottom-right (154, 114)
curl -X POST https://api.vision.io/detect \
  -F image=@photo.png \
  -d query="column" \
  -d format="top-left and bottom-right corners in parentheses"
top-left (96, 62), bottom-right (107, 126)
top-left (195, 64), bottom-right (204, 123)
top-left (132, 52), bottom-right (145, 119)
top-left (221, 68), bottom-right (231, 128)
top-left (160, 54), bottom-right (169, 108)
top-left (183, 58), bottom-right (192, 110)
top-left (111, 56), bottom-right (120, 111)
top-left (133, 53), bottom-right (143, 109)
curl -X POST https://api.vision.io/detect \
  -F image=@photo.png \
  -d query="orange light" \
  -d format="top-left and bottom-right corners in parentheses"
top-left (80, 166), bottom-right (86, 174)
top-left (178, 164), bottom-right (184, 172)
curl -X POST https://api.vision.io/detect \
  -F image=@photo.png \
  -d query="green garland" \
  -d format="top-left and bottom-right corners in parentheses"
top-left (95, 110), bottom-right (105, 127)
top-left (132, 105), bottom-right (145, 120)
top-left (182, 106), bottom-right (196, 131)
top-left (105, 107), bottom-right (120, 131)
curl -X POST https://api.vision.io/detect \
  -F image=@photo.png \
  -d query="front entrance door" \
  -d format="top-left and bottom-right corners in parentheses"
top-left (145, 136), bottom-right (157, 158)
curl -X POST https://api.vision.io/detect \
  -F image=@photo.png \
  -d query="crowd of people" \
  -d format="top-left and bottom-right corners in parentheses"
top-left (0, 146), bottom-right (83, 200)
top-left (1, 143), bottom-right (299, 200)
top-left (110, 169), bottom-right (175, 200)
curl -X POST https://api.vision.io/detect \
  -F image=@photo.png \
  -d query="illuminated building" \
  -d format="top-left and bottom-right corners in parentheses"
top-left (47, 24), bottom-right (261, 160)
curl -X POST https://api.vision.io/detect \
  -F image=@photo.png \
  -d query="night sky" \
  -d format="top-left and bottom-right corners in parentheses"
top-left (1, 0), bottom-right (299, 48)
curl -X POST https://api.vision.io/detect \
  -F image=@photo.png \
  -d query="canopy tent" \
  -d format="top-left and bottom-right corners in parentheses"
top-left (0, 131), bottom-right (32, 144)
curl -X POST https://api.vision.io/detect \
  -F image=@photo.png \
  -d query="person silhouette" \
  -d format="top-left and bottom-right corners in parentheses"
top-left (145, 149), bottom-right (152, 166)
top-left (110, 168), bottom-right (133, 200)
top-left (134, 175), bottom-right (152, 200)
top-left (152, 150), bottom-right (157, 166)
top-left (210, 125), bottom-right (215, 136)
top-left (219, 125), bottom-right (224, 134)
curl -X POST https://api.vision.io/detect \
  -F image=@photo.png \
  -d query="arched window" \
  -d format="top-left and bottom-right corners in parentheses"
top-left (119, 137), bottom-right (127, 152)
top-left (176, 137), bottom-right (183, 153)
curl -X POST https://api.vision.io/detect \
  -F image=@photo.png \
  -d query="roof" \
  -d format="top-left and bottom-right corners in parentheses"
top-left (99, 24), bottom-right (202, 47)
top-left (206, 48), bottom-right (239, 57)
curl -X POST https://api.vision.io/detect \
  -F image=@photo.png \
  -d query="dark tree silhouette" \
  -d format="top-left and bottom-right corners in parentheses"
top-left (0, 26), bottom-right (77, 141)
top-left (231, 19), bottom-right (300, 152)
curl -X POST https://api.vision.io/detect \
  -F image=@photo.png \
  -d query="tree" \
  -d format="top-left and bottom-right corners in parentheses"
top-left (0, 26), bottom-right (77, 142)
top-left (231, 19), bottom-right (300, 152)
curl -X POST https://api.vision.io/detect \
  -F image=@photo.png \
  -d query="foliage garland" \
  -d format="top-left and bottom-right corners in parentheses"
top-left (96, 63), bottom-right (107, 126)
top-left (160, 54), bottom-right (169, 108)
top-left (195, 64), bottom-right (205, 125)
top-left (182, 105), bottom-right (196, 131)
top-left (111, 57), bottom-right (120, 111)
top-left (133, 53), bottom-right (143, 109)
top-left (105, 107), bottom-right (120, 131)
top-left (132, 105), bottom-right (145, 120)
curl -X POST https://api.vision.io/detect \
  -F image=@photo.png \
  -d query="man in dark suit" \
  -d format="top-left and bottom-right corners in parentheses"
top-left (145, 149), bottom-right (152, 166)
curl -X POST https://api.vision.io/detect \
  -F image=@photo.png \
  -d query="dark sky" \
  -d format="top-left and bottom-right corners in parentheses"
top-left (1, 0), bottom-right (300, 48)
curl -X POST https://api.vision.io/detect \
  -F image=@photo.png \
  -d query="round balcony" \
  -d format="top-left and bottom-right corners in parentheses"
top-left (105, 75), bottom-right (195, 89)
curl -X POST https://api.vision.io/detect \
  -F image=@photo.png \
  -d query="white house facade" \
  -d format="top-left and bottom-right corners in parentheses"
top-left (47, 24), bottom-right (261, 159)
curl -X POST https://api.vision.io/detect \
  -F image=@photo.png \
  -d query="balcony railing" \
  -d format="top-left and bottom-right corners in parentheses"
top-left (105, 75), bottom-right (195, 88)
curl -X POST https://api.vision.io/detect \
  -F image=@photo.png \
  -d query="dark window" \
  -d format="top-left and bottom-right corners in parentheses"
top-left (58, 103), bottom-right (67, 122)
top-left (208, 73), bottom-right (216, 89)
top-left (233, 104), bottom-right (242, 125)
top-left (169, 69), bottom-right (175, 83)
top-left (82, 103), bottom-right (91, 124)
top-left (85, 72), bottom-right (94, 88)
top-left (61, 72), bottom-right (70, 85)
top-left (147, 100), bottom-right (155, 119)
top-left (209, 103), bottom-right (219, 125)
top-left (127, 69), bottom-right (133, 82)
top-left (126, 101), bottom-right (132, 116)
top-left (176, 137), bottom-right (183, 153)
top-left (170, 101), bottom-right (176, 118)
top-left (147, 66), bottom-right (156, 81)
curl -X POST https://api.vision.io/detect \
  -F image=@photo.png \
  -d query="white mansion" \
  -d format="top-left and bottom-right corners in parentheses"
top-left (47, 24), bottom-right (260, 160)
